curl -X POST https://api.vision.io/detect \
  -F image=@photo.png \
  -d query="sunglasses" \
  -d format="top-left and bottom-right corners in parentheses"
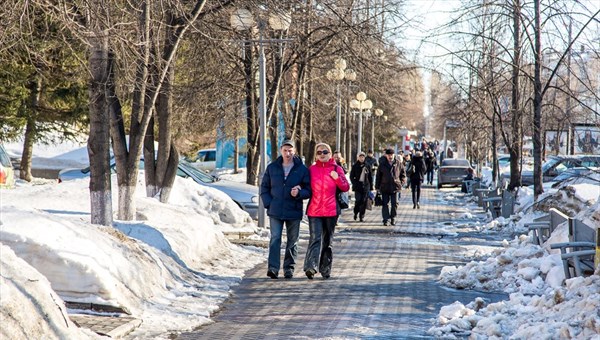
top-left (316, 150), bottom-right (330, 155)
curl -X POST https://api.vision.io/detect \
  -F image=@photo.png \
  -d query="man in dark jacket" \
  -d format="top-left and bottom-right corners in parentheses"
top-left (365, 149), bottom-right (378, 173)
top-left (349, 151), bottom-right (373, 222)
top-left (260, 139), bottom-right (311, 279)
top-left (375, 148), bottom-right (406, 226)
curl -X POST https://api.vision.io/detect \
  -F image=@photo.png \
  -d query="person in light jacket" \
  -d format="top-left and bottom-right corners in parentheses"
top-left (260, 139), bottom-right (311, 279)
top-left (304, 142), bottom-right (350, 280)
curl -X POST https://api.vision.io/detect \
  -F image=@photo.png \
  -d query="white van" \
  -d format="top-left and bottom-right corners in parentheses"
top-left (186, 148), bottom-right (216, 172)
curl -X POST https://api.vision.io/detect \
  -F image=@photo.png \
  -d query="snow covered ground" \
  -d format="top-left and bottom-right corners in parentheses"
top-left (1, 140), bottom-right (599, 339)
top-left (428, 175), bottom-right (600, 339)
top-left (1, 141), bottom-right (267, 339)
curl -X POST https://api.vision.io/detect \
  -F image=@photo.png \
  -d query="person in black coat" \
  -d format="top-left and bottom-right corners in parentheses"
top-left (260, 139), bottom-right (311, 279)
top-left (424, 148), bottom-right (437, 185)
top-left (408, 150), bottom-right (427, 209)
top-left (375, 149), bottom-right (406, 226)
top-left (349, 152), bottom-right (373, 222)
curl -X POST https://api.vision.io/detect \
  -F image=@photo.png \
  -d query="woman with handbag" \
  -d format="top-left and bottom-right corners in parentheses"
top-left (349, 151), bottom-right (373, 222)
top-left (304, 142), bottom-right (350, 279)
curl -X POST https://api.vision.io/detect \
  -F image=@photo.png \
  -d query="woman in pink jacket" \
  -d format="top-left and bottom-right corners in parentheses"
top-left (304, 142), bottom-right (350, 279)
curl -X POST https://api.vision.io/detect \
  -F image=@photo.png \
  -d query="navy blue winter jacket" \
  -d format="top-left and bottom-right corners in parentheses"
top-left (260, 156), bottom-right (311, 220)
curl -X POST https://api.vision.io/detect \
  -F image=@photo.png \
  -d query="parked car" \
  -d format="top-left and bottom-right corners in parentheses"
top-left (58, 159), bottom-right (259, 219)
top-left (437, 158), bottom-right (472, 189)
top-left (503, 155), bottom-right (600, 186)
top-left (551, 167), bottom-right (599, 188)
top-left (184, 148), bottom-right (216, 172)
top-left (0, 144), bottom-right (16, 189)
top-left (177, 161), bottom-right (258, 219)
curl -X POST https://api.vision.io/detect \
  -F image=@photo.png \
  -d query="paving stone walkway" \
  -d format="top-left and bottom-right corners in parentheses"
top-left (176, 186), bottom-right (508, 340)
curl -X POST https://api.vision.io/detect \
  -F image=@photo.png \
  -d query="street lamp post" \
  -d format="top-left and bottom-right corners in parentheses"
top-left (327, 59), bottom-right (356, 152)
top-left (230, 9), bottom-right (291, 229)
top-left (371, 108), bottom-right (383, 152)
top-left (350, 92), bottom-right (373, 155)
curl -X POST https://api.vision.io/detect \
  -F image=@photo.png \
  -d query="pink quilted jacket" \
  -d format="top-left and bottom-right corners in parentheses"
top-left (306, 158), bottom-right (350, 217)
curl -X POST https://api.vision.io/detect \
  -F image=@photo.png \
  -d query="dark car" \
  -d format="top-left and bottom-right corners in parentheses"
top-left (506, 155), bottom-right (600, 186)
top-left (437, 158), bottom-right (472, 189)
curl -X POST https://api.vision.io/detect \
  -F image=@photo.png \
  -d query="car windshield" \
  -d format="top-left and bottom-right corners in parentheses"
top-left (542, 158), bottom-right (562, 172)
top-left (178, 162), bottom-right (216, 183)
top-left (442, 159), bottom-right (470, 167)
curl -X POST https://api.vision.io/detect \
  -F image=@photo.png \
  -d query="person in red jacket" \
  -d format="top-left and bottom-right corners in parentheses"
top-left (304, 142), bottom-right (350, 279)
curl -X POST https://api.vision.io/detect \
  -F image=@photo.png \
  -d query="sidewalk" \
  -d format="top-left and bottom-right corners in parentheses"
top-left (177, 186), bottom-right (508, 339)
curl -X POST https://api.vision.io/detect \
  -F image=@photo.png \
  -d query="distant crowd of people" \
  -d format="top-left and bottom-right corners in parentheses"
top-left (259, 138), bottom-right (446, 281)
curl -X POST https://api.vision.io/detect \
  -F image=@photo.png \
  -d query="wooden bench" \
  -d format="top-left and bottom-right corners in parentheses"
top-left (474, 187), bottom-right (492, 207)
top-left (525, 208), bottom-right (569, 245)
top-left (462, 179), bottom-right (479, 194)
top-left (482, 188), bottom-right (502, 217)
top-left (500, 190), bottom-right (516, 218)
top-left (550, 219), bottom-right (598, 279)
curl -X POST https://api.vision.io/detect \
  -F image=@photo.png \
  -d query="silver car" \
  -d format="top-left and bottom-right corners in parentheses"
top-left (437, 158), bottom-right (472, 189)
top-left (58, 160), bottom-right (259, 219)
top-left (177, 161), bottom-right (259, 219)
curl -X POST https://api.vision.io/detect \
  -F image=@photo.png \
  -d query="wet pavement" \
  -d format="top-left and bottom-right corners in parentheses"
top-left (176, 186), bottom-right (508, 339)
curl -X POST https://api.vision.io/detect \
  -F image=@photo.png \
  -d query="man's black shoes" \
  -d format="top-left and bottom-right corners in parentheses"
top-left (267, 270), bottom-right (278, 279)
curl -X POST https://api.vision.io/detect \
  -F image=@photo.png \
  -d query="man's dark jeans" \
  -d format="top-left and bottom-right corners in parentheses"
top-left (381, 192), bottom-right (398, 222)
top-left (268, 217), bottom-right (301, 275)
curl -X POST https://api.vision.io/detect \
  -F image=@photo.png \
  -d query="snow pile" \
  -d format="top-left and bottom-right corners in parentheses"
top-left (0, 244), bottom-right (100, 340)
top-left (1, 175), bottom-right (265, 338)
top-left (438, 236), bottom-right (566, 294)
top-left (430, 182), bottom-right (600, 339)
top-left (429, 276), bottom-right (600, 339)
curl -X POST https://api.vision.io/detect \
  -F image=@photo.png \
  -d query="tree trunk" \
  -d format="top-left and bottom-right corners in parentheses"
top-left (144, 115), bottom-right (157, 197)
top-left (20, 117), bottom-right (35, 182)
top-left (532, 0), bottom-right (543, 198)
top-left (244, 40), bottom-right (259, 185)
top-left (154, 24), bottom-right (179, 203)
top-left (509, 0), bottom-right (523, 191)
top-left (88, 34), bottom-right (113, 226)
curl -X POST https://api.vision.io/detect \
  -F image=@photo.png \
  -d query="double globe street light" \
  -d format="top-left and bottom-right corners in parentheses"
top-left (230, 8), bottom-right (291, 229)
top-left (350, 92), bottom-right (373, 155)
top-left (326, 58), bottom-right (356, 153)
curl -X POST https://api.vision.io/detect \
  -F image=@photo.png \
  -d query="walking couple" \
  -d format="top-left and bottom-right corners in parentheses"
top-left (260, 140), bottom-right (349, 280)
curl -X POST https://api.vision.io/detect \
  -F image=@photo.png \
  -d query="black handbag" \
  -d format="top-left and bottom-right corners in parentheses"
top-left (337, 190), bottom-right (349, 209)
top-left (334, 164), bottom-right (349, 209)
top-left (374, 192), bottom-right (383, 206)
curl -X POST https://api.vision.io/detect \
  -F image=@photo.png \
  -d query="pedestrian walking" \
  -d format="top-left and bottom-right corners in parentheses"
top-left (304, 142), bottom-right (350, 279)
top-left (424, 148), bottom-right (437, 185)
top-left (333, 151), bottom-right (348, 174)
top-left (408, 150), bottom-right (427, 209)
top-left (349, 151), bottom-right (373, 222)
top-left (260, 139), bottom-right (311, 279)
top-left (365, 149), bottom-right (379, 176)
top-left (375, 148), bottom-right (406, 226)
top-left (461, 167), bottom-right (475, 193)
